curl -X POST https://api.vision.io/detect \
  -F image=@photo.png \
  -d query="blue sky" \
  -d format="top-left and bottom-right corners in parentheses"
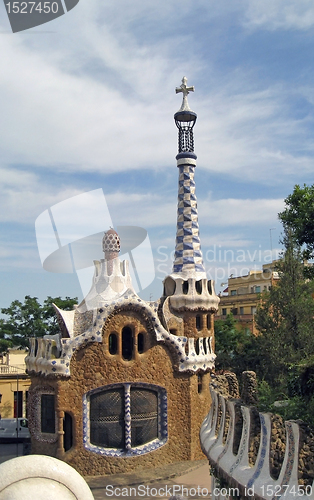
top-left (1, 0), bottom-right (314, 308)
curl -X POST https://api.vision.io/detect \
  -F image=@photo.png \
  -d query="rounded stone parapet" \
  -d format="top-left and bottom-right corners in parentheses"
top-left (0, 455), bottom-right (94, 500)
top-left (164, 276), bottom-right (220, 312)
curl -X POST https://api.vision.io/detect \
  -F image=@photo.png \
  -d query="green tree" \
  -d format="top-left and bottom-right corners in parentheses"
top-left (279, 184), bottom-right (314, 278)
top-left (0, 295), bottom-right (77, 348)
top-left (0, 329), bottom-right (13, 355)
top-left (214, 314), bottom-right (257, 375)
top-left (255, 233), bottom-right (314, 385)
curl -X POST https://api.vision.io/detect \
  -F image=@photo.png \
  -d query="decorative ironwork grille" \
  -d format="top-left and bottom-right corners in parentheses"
top-left (90, 388), bottom-right (124, 448)
top-left (178, 126), bottom-right (194, 153)
top-left (89, 385), bottom-right (159, 450)
top-left (130, 388), bottom-right (158, 447)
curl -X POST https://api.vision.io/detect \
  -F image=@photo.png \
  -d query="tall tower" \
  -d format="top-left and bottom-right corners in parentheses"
top-left (173, 76), bottom-right (206, 278)
top-left (163, 77), bottom-right (219, 321)
top-left (159, 78), bottom-right (220, 460)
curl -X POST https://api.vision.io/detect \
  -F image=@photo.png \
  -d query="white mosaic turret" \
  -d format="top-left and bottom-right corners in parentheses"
top-left (77, 228), bottom-right (135, 312)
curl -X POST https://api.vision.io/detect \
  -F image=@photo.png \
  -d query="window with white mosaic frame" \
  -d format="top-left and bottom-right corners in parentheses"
top-left (83, 383), bottom-right (168, 457)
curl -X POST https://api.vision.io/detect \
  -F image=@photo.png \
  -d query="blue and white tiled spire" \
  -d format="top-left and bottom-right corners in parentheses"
top-left (172, 77), bottom-right (206, 279)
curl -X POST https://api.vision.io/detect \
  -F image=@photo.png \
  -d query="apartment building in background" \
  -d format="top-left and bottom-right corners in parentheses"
top-left (216, 261), bottom-right (279, 334)
top-left (0, 349), bottom-right (30, 418)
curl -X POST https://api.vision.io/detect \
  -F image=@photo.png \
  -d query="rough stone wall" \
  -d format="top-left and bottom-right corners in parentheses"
top-left (224, 372), bottom-right (240, 399)
top-left (248, 407), bottom-right (261, 466)
top-left (189, 371), bottom-right (211, 459)
top-left (232, 402), bottom-right (243, 455)
top-left (298, 421), bottom-right (314, 486)
top-left (181, 311), bottom-right (215, 355)
top-left (30, 308), bottom-right (211, 476)
top-left (241, 371), bottom-right (258, 406)
top-left (269, 414), bottom-right (286, 480)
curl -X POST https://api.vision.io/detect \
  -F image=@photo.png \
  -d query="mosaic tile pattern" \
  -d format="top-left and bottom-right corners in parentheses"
top-left (82, 382), bottom-right (168, 457)
top-left (229, 407), bottom-right (249, 475)
top-left (247, 413), bottom-right (268, 489)
top-left (27, 385), bottom-right (58, 444)
top-left (173, 164), bottom-right (206, 276)
top-left (200, 389), bottom-right (304, 500)
top-left (26, 289), bottom-right (216, 376)
top-left (271, 421), bottom-right (297, 500)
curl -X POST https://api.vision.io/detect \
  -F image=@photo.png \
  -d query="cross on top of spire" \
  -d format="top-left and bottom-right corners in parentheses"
top-left (175, 76), bottom-right (195, 112)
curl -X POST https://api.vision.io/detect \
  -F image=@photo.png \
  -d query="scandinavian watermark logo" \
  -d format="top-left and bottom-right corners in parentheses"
top-left (156, 244), bottom-right (281, 285)
top-left (3, 0), bottom-right (79, 33)
top-left (35, 189), bottom-right (155, 306)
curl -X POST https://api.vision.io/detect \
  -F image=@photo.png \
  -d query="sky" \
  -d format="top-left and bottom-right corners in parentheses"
top-left (1, 0), bottom-right (314, 309)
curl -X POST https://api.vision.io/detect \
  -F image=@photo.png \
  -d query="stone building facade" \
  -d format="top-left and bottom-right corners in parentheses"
top-left (25, 78), bottom-right (220, 476)
top-left (216, 262), bottom-right (280, 334)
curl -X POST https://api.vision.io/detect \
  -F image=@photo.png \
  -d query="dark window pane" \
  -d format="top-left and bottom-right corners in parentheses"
top-left (138, 333), bottom-right (144, 354)
top-left (14, 391), bottom-right (22, 418)
top-left (25, 391), bottom-right (29, 418)
top-left (109, 333), bottom-right (117, 355)
top-left (195, 339), bottom-right (200, 355)
top-left (196, 315), bottom-right (201, 331)
top-left (90, 388), bottom-right (124, 448)
top-left (41, 394), bottom-right (55, 433)
top-left (198, 374), bottom-right (203, 393)
top-left (130, 388), bottom-right (158, 447)
top-left (195, 281), bottom-right (202, 294)
top-left (63, 412), bottom-right (73, 452)
top-left (207, 314), bottom-right (211, 329)
top-left (122, 327), bottom-right (133, 360)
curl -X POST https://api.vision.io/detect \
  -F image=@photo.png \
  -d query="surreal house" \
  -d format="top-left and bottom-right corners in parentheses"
top-left (25, 78), bottom-right (220, 476)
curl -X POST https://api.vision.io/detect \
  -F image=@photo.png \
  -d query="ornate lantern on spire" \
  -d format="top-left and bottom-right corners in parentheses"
top-left (174, 76), bottom-right (197, 155)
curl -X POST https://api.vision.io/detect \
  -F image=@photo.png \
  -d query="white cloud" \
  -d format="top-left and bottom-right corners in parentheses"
top-left (196, 84), bottom-right (314, 182)
top-left (0, 0), bottom-right (313, 186)
top-left (243, 0), bottom-right (314, 30)
top-left (0, 167), bottom-right (82, 223)
top-left (199, 196), bottom-right (284, 227)
top-left (105, 189), bottom-right (284, 229)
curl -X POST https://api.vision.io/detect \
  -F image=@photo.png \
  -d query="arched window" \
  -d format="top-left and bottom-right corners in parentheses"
top-left (137, 333), bottom-right (145, 354)
top-left (198, 374), bottom-right (203, 394)
top-left (182, 281), bottom-right (189, 295)
top-left (108, 333), bottom-right (118, 355)
top-left (63, 412), bottom-right (73, 452)
top-left (196, 315), bottom-right (201, 331)
top-left (195, 280), bottom-right (202, 295)
top-left (84, 383), bottom-right (168, 456)
top-left (122, 327), bottom-right (133, 360)
top-left (207, 314), bottom-right (211, 329)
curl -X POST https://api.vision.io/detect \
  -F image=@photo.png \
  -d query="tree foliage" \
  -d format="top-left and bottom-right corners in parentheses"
top-left (214, 314), bottom-right (257, 376)
top-left (255, 233), bottom-right (314, 385)
top-left (0, 295), bottom-right (77, 351)
top-left (215, 183), bottom-right (314, 426)
top-left (279, 183), bottom-right (314, 277)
